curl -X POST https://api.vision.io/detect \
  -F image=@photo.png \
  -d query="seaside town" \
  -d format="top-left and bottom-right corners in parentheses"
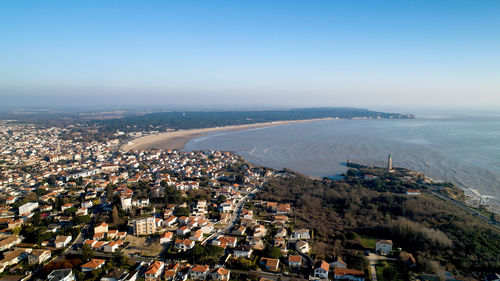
top-left (0, 122), bottom-right (499, 281)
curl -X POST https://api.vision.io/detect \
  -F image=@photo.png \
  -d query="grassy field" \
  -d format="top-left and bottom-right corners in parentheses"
top-left (359, 235), bottom-right (376, 249)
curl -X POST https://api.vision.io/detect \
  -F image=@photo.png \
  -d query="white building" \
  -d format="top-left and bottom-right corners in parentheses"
top-left (120, 196), bottom-right (132, 210)
top-left (19, 202), bottom-right (39, 215)
top-left (54, 235), bottom-right (72, 248)
top-left (314, 261), bottom-right (329, 279)
top-left (48, 269), bottom-right (75, 281)
top-left (375, 240), bottom-right (393, 255)
top-left (28, 249), bottom-right (51, 265)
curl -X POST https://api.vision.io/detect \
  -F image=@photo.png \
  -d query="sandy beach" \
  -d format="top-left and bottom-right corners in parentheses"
top-left (121, 118), bottom-right (334, 151)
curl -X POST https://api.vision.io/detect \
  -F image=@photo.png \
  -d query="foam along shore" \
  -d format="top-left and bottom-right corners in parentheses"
top-left (121, 117), bottom-right (335, 151)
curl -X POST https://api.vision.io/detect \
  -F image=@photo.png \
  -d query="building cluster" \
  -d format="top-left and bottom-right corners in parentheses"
top-left (0, 123), bottom-right (270, 280)
top-left (0, 123), bottom-right (484, 281)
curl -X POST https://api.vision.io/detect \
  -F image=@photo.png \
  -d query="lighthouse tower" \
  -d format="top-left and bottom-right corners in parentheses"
top-left (387, 154), bottom-right (393, 170)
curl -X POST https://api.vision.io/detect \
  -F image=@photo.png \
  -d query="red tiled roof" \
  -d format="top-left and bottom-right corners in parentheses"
top-left (289, 255), bottom-right (301, 263)
top-left (81, 259), bottom-right (105, 269)
top-left (145, 261), bottom-right (164, 275)
top-left (334, 268), bottom-right (365, 277)
top-left (190, 264), bottom-right (209, 272)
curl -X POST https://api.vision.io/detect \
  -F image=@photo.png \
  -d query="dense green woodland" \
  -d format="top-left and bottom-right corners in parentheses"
top-left (2, 107), bottom-right (413, 131)
top-left (96, 108), bottom-right (414, 133)
top-left (257, 173), bottom-right (500, 277)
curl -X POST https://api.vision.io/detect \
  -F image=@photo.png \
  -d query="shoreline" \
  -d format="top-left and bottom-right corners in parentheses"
top-left (121, 117), bottom-right (335, 151)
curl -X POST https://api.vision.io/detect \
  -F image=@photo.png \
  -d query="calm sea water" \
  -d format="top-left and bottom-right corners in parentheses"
top-left (185, 113), bottom-right (500, 210)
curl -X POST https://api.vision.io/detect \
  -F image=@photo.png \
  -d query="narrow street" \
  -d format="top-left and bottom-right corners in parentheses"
top-left (201, 186), bottom-right (261, 245)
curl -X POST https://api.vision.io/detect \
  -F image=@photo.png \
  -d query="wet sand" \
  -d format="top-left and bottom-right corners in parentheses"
top-left (121, 118), bottom-right (334, 151)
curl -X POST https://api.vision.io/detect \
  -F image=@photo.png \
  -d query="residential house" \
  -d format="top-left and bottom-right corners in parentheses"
top-left (288, 255), bottom-right (302, 268)
top-left (54, 235), bottom-right (72, 248)
top-left (233, 245), bottom-right (253, 258)
top-left (200, 223), bottom-right (214, 234)
top-left (295, 240), bottom-right (310, 254)
top-left (375, 240), bottom-right (393, 255)
top-left (189, 230), bottom-right (204, 242)
top-left (104, 241), bottom-right (122, 253)
top-left (163, 263), bottom-right (180, 280)
top-left (0, 248), bottom-right (30, 270)
top-left (176, 226), bottom-right (191, 236)
top-left (81, 259), bottom-right (106, 272)
top-left (212, 236), bottom-right (237, 248)
top-left (210, 267), bottom-right (230, 280)
top-left (47, 268), bottom-right (75, 281)
top-left (92, 241), bottom-right (108, 251)
top-left (83, 240), bottom-right (97, 248)
top-left (219, 201), bottom-right (232, 212)
top-left (160, 232), bottom-right (174, 244)
top-left (233, 226), bottom-right (246, 236)
top-left (330, 257), bottom-right (347, 269)
top-left (145, 261), bottom-right (165, 281)
top-left (94, 222), bottom-right (108, 234)
top-left (292, 229), bottom-right (310, 240)
top-left (61, 203), bottom-right (74, 212)
top-left (101, 268), bottom-right (129, 281)
top-left (107, 230), bottom-right (118, 239)
top-left (406, 189), bottom-right (421, 196)
top-left (253, 224), bottom-right (267, 238)
top-left (260, 258), bottom-right (280, 272)
top-left (93, 232), bottom-right (105, 240)
top-left (313, 261), bottom-right (329, 279)
top-left (116, 231), bottom-right (127, 240)
top-left (164, 216), bottom-right (178, 227)
top-left (174, 239), bottom-right (195, 251)
top-left (28, 249), bottom-right (51, 265)
top-left (248, 238), bottom-right (264, 250)
top-left (189, 264), bottom-right (210, 280)
top-left (8, 219), bottom-right (23, 229)
top-left (275, 227), bottom-right (287, 238)
top-left (242, 209), bottom-right (253, 219)
top-left (0, 235), bottom-right (22, 251)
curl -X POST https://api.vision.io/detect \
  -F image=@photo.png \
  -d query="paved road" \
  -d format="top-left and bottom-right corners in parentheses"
top-left (201, 186), bottom-right (260, 245)
top-left (366, 253), bottom-right (379, 281)
top-left (429, 190), bottom-right (500, 232)
top-left (231, 269), bottom-right (299, 281)
top-left (366, 253), bottom-right (396, 281)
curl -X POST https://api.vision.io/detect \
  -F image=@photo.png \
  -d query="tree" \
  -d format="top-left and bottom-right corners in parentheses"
top-left (11, 227), bottom-right (21, 235)
top-left (217, 195), bottom-right (227, 204)
top-left (346, 169), bottom-right (357, 178)
top-left (112, 206), bottom-right (121, 225)
top-left (74, 215), bottom-right (91, 225)
top-left (192, 245), bottom-right (205, 257)
top-left (382, 266), bottom-right (395, 280)
top-left (174, 207), bottom-right (190, 217)
top-left (264, 247), bottom-right (283, 259)
top-left (75, 271), bottom-right (86, 281)
top-left (35, 188), bottom-right (48, 197)
top-left (106, 184), bottom-right (115, 202)
top-left (30, 212), bottom-right (41, 226)
top-left (82, 244), bottom-right (94, 261)
top-left (64, 207), bottom-right (78, 215)
top-left (25, 192), bottom-right (38, 202)
top-left (112, 251), bottom-right (129, 268)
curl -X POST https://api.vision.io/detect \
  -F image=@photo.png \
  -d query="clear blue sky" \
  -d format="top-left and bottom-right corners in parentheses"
top-left (1, 0), bottom-right (499, 108)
